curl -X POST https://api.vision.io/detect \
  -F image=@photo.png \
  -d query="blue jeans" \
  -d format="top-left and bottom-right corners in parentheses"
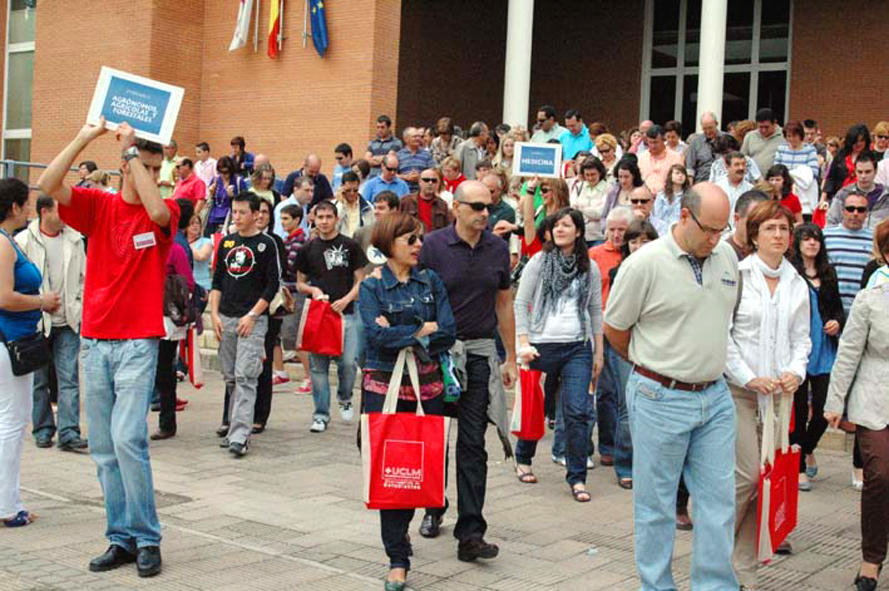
top-left (595, 343), bottom-right (618, 458)
top-left (81, 338), bottom-right (162, 551)
top-left (310, 312), bottom-right (359, 423)
top-left (608, 344), bottom-right (633, 480)
top-left (515, 341), bottom-right (593, 485)
top-left (32, 326), bottom-right (82, 444)
top-left (627, 371), bottom-right (738, 591)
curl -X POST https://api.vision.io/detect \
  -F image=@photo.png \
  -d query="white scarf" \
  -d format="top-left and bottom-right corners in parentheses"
top-left (740, 253), bottom-right (797, 418)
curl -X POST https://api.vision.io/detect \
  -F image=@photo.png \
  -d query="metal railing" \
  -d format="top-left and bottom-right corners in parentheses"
top-left (0, 159), bottom-right (120, 189)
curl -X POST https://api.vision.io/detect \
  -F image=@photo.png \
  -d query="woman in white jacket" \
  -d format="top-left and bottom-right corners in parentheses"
top-left (725, 200), bottom-right (811, 590)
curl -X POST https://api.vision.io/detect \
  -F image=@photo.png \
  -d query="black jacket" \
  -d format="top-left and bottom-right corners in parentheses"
top-left (804, 264), bottom-right (845, 346)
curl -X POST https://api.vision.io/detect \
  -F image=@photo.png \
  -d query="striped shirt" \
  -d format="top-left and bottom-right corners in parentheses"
top-left (823, 225), bottom-right (873, 313)
top-left (773, 144), bottom-right (821, 181)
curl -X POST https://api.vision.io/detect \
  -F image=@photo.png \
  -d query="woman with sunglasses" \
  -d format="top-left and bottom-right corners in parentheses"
top-left (788, 223), bottom-right (845, 491)
top-left (357, 212), bottom-right (456, 591)
top-left (593, 134), bottom-right (621, 183)
top-left (520, 177), bottom-right (570, 258)
top-left (513, 208), bottom-right (603, 502)
top-left (205, 155), bottom-right (248, 237)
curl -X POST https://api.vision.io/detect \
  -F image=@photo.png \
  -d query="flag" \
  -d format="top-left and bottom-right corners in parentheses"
top-left (310, 0), bottom-right (329, 57)
top-left (230, 0), bottom-right (254, 51)
top-left (268, 0), bottom-right (282, 58)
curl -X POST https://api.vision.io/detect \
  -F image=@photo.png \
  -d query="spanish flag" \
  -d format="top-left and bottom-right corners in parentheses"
top-left (268, 0), bottom-right (282, 58)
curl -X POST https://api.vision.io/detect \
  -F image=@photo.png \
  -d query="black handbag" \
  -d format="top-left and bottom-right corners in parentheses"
top-left (0, 328), bottom-right (52, 376)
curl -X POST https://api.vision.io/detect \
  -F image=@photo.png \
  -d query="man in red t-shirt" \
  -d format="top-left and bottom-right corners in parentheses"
top-left (38, 119), bottom-right (179, 579)
top-left (172, 157), bottom-right (207, 214)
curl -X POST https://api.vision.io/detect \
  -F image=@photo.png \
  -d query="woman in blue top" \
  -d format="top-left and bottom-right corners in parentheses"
top-left (358, 212), bottom-right (456, 591)
top-left (789, 223), bottom-right (845, 491)
top-left (204, 155), bottom-right (248, 236)
top-left (0, 178), bottom-right (61, 527)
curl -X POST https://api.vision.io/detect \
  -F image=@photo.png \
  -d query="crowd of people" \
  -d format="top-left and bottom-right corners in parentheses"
top-left (0, 103), bottom-right (887, 591)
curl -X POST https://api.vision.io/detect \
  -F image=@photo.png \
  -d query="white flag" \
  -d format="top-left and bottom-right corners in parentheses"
top-left (229, 0), bottom-right (254, 51)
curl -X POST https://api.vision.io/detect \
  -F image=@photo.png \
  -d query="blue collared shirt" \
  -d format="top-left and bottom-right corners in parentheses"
top-left (396, 147), bottom-right (434, 192)
top-left (363, 175), bottom-right (411, 200)
top-left (358, 265), bottom-right (456, 371)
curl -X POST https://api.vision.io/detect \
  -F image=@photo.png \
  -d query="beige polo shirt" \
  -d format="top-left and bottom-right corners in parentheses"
top-left (605, 225), bottom-right (739, 383)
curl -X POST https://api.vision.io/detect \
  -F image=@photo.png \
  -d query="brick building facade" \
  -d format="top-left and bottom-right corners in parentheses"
top-left (5, 0), bottom-right (889, 184)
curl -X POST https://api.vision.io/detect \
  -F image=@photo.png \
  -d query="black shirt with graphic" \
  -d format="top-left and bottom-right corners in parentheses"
top-left (212, 231), bottom-right (281, 317)
top-left (295, 233), bottom-right (367, 315)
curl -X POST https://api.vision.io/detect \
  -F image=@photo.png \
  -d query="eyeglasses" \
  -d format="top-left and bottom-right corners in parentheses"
top-left (457, 200), bottom-right (493, 212)
top-left (630, 199), bottom-right (651, 205)
top-left (398, 233), bottom-right (423, 245)
top-left (419, 177), bottom-right (438, 183)
top-left (688, 208), bottom-right (727, 236)
top-left (845, 206), bottom-right (868, 213)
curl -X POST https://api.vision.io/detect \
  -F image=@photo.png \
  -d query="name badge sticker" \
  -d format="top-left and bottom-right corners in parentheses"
top-left (133, 231), bottom-right (157, 250)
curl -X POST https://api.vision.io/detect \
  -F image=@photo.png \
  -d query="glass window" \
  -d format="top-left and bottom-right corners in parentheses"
top-left (681, 74), bottom-right (698, 138)
top-left (9, 0), bottom-right (37, 45)
top-left (760, 0), bottom-right (790, 63)
top-left (3, 139), bottom-right (31, 183)
top-left (724, 0), bottom-right (753, 65)
top-left (652, 0), bottom-right (681, 68)
top-left (721, 72), bottom-right (751, 127)
top-left (684, 0), bottom-right (701, 66)
top-left (649, 76), bottom-right (677, 126)
top-left (757, 71), bottom-right (787, 123)
top-left (5, 51), bottom-right (34, 129)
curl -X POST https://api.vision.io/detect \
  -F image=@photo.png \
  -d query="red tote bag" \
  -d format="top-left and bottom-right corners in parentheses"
top-left (182, 327), bottom-right (204, 389)
top-left (362, 348), bottom-right (450, 510)
top-left (756, 393), bottom-right (800, 564)
top-left (296, 298), bottom-right (344, 357)
top-left (510, 367), bottom-right (545, 441)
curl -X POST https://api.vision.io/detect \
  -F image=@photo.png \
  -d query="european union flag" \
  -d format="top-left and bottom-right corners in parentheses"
top-left (310, 0), bottom-right (329, 57)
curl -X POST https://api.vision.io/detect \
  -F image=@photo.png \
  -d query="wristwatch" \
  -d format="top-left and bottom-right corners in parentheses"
top-left (121, 146), bottom-right (139, 162)
top-left (247, 311), bottom-right (260, 319)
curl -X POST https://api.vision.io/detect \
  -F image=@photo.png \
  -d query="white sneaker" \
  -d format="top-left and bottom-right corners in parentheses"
top-left (551, 454), bottom-right (566, 466)
top-left (310, 419), bottom-right (327, 433)
top-left (852, 470), bottom-right (864, 491)
top-left (282, 350), bottom-right (297, 362)
top-left (586, 456), bottom-right (596, 469)
top-left (340, 402), bottom-right (354, 423)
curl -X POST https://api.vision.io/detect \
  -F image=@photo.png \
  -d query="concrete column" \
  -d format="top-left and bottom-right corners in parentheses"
top-left (695, 0), bottom-right (727, 131)
top-left (502, 0), bottom-right (534, 127)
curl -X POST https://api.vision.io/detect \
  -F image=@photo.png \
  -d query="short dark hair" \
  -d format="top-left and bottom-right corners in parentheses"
top-left (335, 143), bottom-right (353, 157)
top-left (714, 134), bottom-right (740, 155)
top-left (313, 200), bottom-right (338, 217)
top-left (735, 189), bottom-right (769, 216)
top-left (495, 123), bottom-right (511, 136)
top-left (664, 120), bottom-right (682, 134)
top-left (135, 138), bottom-right (163, 155)
top-left (766, 164), bottom-right (793, 197)
top-left (371, 212), bottom-right (421, 258)
top-left (232, 191), bottom-right (260, 212)
top-left (341, 171), bottom-right (359, 185)
top-left (374, 191), bottom-right (400, 211)
top-left (725, 150), bottom-right (746, 166)
top-left (538, 105), bottom-right (557, 120)
top-left (178, 158), bottom-right (194, 169)
top-left (746, 200), bottom-right (795, 250)
top-left (352, 159), bottom-right (370, 179)
top-left (620, 219), bottom-right (660, 259)
top-left (475, 159), bottom-right (492, 171)
top-left (36, 195), bottom-right (55, 218)
top-left (855, 150), bottom-right (879, 170)
top-left (783, 120), bottom-right (804, 141)
top-left (0, 178), bottom-right (29, 222)
top-left (579, 156), bottom-right (607, 180)
top-left (176, 198), bottom-right (194, 230)
top-left (281, 203), bottom-right (303, 222)
top-left (78, 161), bottom-right (98, 172)
top-left (216, 155), bottom-right (236, 174)
top-left (588, 122), bottom-right (608, 136)
top-left (377, 114), bottom-right (392, 127)
top-left (803, 119), bottom-right (817, 129)
top-left (755, 108), bottom-right (777, 123)
top-left (645, 124), bottom-right (664, 140)
top-left (565, 109), bottom-right (582, 121)
top-left (196, 142), bottom-right (210, 152)
top-left (230, 136), bottom-right (246, 149)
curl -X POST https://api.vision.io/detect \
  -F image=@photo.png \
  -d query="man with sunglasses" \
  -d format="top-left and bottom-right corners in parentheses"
top-left (826, 151), bottom-right (889, 230)
top-left (530, 105), bottom-right (564, 144)
top-left (417, 180), bottom-right (516, 562)
top-left (629, 186), bottom-right (669, 236)
top-left (362, 154), bottom-right (410, 201)
top-left (824, 192), bottom-right (875, 315)
top-left (400, 168), bottom-right (452, 232)
top-left (38, 119), bottom-right (182, 578)
top-left (605, 182), bottom-right (740, 591)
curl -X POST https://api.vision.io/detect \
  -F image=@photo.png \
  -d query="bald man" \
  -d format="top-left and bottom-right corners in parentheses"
top-left (605, 182), bottom-right (739, 591)
top-left (282, 153), bottom-right (333, 208)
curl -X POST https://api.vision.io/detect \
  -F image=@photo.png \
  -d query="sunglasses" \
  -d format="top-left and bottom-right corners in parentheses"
top-left (630, 199), bottom-right (651, 205)
top-left (457, 200), bottom-right (493, 212)
top-left (877, 135), bottom-right (889, 140)
top-left (845, 206), bottom-right (868, 213)
top-left (335, 155), bottom-right (345, 161)
top-left (383, 165), bottom-right (398, 172)
top-left (536, 118), bottom-right (546, 124)
top-left (399, 233), bottom-right (423, 245)
top-left (419, 177), bottom-right (438, 183)
top-left (342, 188), bottom-right (358, 194)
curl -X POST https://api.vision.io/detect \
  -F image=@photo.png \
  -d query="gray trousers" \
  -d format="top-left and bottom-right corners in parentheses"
top-left (219, 314), bottom-right (267, 445)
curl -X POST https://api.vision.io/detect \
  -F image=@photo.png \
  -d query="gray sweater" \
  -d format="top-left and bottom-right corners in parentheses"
top-left (514, 251), bottom-right (603, 344)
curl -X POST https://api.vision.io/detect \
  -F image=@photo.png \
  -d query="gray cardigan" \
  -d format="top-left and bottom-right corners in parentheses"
top-left (514, 251), bottom-right (603, 344)
top-left (825, 282), bottom-right (889, 431)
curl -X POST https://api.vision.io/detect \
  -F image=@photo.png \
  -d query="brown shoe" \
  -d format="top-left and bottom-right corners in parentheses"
top-left (599, 454), bottom-right (614, 466)
top-left (150, 430), bottom-right (176, 441)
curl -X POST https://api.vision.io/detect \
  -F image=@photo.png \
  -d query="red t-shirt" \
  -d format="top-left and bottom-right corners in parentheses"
top-left (172, 174), bottom-right (207, 206)
top-left (780, 193), bottom-right (802, 214)
top-left (59, 187), bottom-right (181, 339)
top-left (418, 197), bottom-right (433, 231)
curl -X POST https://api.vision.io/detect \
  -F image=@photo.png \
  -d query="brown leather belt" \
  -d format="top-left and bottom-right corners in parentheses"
top-left (633, 366), bottom-right (715, 392)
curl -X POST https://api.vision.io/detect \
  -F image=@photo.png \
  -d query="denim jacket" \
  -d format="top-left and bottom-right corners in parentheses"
top-left (358, 265), bottom-right (456, 371)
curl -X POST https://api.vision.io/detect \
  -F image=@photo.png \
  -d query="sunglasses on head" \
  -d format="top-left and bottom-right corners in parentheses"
top-left (458, 200), bottom-right (493, 212)
top-left (845, 205), bottom-right (868, 213)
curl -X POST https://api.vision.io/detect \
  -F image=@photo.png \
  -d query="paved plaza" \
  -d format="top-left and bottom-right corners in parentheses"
top-left (1, 366), bottom-right (882, 591)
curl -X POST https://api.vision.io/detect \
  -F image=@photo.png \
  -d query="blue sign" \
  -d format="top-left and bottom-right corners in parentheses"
top-left (515, 143), bottom-right (562, 177)
top-left (100, 76), bottom-right (171, 135)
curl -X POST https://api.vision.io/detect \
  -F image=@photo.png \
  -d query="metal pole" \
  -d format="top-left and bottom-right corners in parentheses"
top-left (254, 0), bottom-right (261, 53)
top-left (303, 0), bottom-right (309, 48)
top-left (278, 0), bottom-right (284, 50)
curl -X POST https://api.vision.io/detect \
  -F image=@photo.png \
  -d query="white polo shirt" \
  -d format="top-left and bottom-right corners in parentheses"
top-left (605, 224), bottom-right (740, 383)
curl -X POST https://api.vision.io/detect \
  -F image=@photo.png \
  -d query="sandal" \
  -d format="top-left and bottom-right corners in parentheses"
top-left (515, 465), bottom-right (537, 484)
top-left (3, 510), bottom-right (36, 527)
top-left (618, 478), bottom-right (633, 490)
top-left (571, 484), bottom-right (591, 503)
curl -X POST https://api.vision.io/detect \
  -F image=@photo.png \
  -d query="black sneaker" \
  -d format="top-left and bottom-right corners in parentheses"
top-left (219, 437), bottom-right (230, 448)
top-left (89, 545), bottom-right (136, 572)
top-left (59, 436), bottom-right (89, 451)
top-left (457, 539), bottom-right (499, 562)
top-left (855, 574), bottom-right (878, 591)
top-left (229, 441), bottom-right (248, 458)
top-left (35, 436), bottom-right (53, 448)
top-left (136, 546), bottom-right (161, 578)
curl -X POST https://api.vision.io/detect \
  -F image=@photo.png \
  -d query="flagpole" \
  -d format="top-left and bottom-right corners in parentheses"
top-left (278, 0), bottom-right (284, 51)
top-left (303, 0), bottom-right (309, 48)
top-left (254, 0), bottom-right (261, 52)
